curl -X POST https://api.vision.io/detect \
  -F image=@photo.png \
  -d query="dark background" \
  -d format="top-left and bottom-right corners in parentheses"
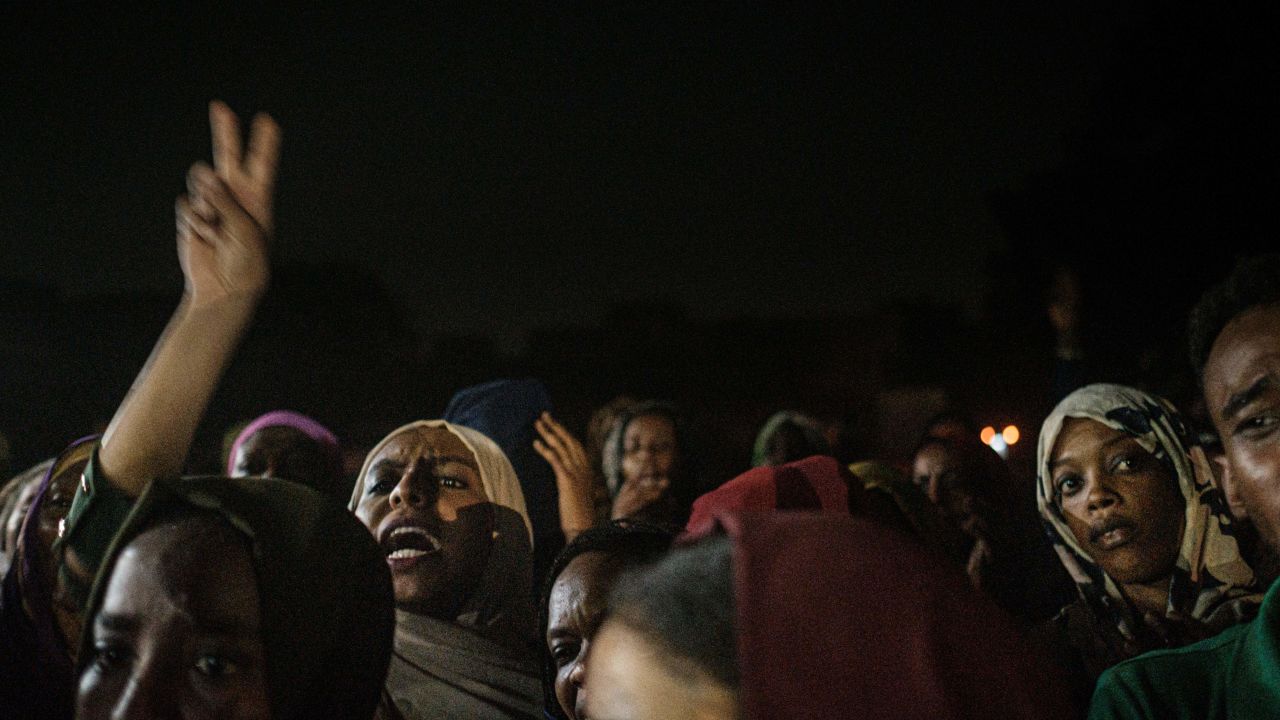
top-left (2, 2), bottom-right (1277, 481)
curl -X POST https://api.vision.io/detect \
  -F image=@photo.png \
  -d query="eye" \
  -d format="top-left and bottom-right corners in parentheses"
top-left (194, 654), bottom-right (238, 679)
top-left (1055, 474), bottom-right (1083, 498)
top-left (550, 640), bottom-right (581, 667)
top-left (439, 475), bottom-right (468, 490)
top-left (1237, 413), bottom-right (1280, 438)
top-left (913, 474), bottom-right (928, 487)
top-left (367, 471), bottom-right (398, 495)
top-left (92, 642), bottom-right (131, 671)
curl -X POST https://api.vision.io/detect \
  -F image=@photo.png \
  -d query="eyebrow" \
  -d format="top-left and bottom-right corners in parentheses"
top-left (1048, 433), bottom-right (1132, 472)
top-left (1222, 375), bottom-right (1275, 422)
top-left (369, 455), bottom-right (480, 477)
top-left (96, 613), bottom-right (139, 633)
top-left (97, 612), bottom-right (257, 638)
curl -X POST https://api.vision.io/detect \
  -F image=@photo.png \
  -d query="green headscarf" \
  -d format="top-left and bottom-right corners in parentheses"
top-left (80, 476), bottom-right (395, 720)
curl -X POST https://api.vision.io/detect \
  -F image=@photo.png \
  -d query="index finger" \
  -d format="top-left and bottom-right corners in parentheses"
top-left (210, 100), bottom-right (243, 176)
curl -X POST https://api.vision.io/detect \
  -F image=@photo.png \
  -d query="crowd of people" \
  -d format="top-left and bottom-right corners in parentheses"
top-left (2, 103), bottom-right (1279, 719)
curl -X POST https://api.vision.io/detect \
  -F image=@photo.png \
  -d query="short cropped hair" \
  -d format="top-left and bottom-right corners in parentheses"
top-left (1188, 253), bottom-right (1280, 381)
top-left (607, 534), bottom-right (738, 688)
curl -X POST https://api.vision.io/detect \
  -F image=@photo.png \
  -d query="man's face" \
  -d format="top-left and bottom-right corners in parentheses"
top-left (1204, 303), bottom-right (1280, 556)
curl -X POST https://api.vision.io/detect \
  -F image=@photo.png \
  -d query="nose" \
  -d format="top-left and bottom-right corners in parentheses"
top-left (568, 651), bottom-right (587, 689)
top-left (388, 459), bottom-right (435, 509)
top-left (926, 475), bottom-right (942, 505)
top-left (1085, 473), bottom-right (1119, 513)
top-left (111, 664), bottom-right (172, 720)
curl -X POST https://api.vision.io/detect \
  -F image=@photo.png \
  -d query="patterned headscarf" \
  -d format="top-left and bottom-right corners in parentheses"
top-left (1036, 384), bottom-right (1261, 639)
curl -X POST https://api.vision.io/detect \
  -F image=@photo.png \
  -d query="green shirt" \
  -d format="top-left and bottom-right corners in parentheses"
top-left (54, 447), bottom-right (137, 611)
top-left (1088, 577), bottom-right (1280, 719)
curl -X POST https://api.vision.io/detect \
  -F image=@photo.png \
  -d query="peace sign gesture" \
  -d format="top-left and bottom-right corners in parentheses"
top-left (209, 100), bottom-right (281, 235)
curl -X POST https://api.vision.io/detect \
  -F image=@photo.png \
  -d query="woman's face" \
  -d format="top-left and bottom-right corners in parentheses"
top-left (32, 456), bottom-right (89, 588)
top-left (621, 415), bottom-right (679, 488)
top-left (77, 521), bottom-right (271, 720)
top-left (354, 426), bottom-right (494, 617)
top-left (911, 442), bottom-right (974, 526)
top-left (547, 552), bottom-right (623, 720)
top-left (1049, 418), bottom-right (1185, 585)
top-left (230, 426), bottom-right (333, 490)
top-left (584, 618), bottom-right (738, 720)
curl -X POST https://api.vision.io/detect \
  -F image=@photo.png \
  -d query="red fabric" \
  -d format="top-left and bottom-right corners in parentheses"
top-left (719, 512), bottom-right (1075, 720)
top-left (684, 455), bottom-right (852, 536)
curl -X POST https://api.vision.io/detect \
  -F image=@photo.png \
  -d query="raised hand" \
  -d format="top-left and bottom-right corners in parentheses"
top-left (533, 412), bottom-right (597, 538)
top-left (609, 474), bottom-right (670, 522)
top-left (177, 163), bottom-right (270, 305)
top-left (209, 100), bottom-right (281, 235)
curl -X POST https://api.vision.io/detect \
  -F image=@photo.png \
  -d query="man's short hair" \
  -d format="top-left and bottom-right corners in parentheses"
top-left (1188, 253), bottom-right (1280, 381)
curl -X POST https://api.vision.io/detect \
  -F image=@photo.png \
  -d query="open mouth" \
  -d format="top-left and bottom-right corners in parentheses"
top-left (1090, 518), bottom-right (1138, 551)
top-left (383, 526), bottom-right (442, 560)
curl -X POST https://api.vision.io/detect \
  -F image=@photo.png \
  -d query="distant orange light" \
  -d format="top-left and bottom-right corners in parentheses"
top-left (980, 426), bottom-right (996, 445)
top-left (1002, 425), bottom-right (1020, 445)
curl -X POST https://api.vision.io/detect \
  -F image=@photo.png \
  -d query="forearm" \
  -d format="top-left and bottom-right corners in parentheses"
top-left (99, 291), bottom-right (261, 495)
top-left (558, 483), bottom-right (597, 540)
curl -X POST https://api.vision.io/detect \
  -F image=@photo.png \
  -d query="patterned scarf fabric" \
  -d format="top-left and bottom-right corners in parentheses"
top-left (1036, 384), bottom-right (1261, 643)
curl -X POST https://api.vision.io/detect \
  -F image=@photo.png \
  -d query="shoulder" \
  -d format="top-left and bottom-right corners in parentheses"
top-left (1088, 624), bottom-right (1248, 720)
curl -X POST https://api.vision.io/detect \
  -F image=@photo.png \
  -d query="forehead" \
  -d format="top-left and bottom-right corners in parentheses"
top-left (551, 552), bottom-right (619, 606)
top-left (374, 426), bottom-right (476, 464)
top-left (625, 415), bottom-right (676, 441)
top-left (1052, 417), bottom-right (1131, 460)
top-left (1205, 304), bottom-right (1280, 411)
top-left (239, 425), bottom-right (310, 452)
top-left (914, 442), bottom-right (956, 467)
top-left (47, 457), bottom-right (90, 493)
top-left (104, 521), bottom-right (260, 626)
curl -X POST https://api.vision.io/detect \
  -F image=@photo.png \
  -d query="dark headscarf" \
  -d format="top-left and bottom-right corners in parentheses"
top-left (79, 476), bottom-right (395, 720)
top-left (538, 521), bottom-right (672, 720)
top-left (704, 513), bottom-right (1076, 719)
top-left (444, 378), bottom-right (560, 548)
top-left (0, 436), bottom-right (96, 720)
top-left (750, 411), bottom-right (830, 467)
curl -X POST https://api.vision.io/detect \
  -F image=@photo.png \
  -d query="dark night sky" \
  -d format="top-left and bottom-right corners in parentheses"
top-left (1, 3), bottom-right (1122, 345)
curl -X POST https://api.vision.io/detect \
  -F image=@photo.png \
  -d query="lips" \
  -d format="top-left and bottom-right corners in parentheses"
top-left (380, 521), bottom-right (442, 564)
top-left (1089, 516), bottom-right (1138, 551)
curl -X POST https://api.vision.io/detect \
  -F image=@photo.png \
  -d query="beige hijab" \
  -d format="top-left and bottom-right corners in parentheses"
top-left (351, 420), bottom-right (541, 720)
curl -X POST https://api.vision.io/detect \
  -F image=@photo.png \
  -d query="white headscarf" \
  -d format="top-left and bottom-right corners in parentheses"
top-left (350, 419), bottom-right (532, 544)
top-left (351, 420), bottom-right (542, 719)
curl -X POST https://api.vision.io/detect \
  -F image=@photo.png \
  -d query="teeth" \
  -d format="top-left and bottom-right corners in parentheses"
top-left (388, 548), bottom-right (429, 560)
top-left (385, 526), bottom-right (442, 553)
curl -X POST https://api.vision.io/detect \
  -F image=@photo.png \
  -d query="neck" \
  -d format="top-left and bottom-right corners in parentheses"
top-left (1120, 576), bottom-right (1170, 617)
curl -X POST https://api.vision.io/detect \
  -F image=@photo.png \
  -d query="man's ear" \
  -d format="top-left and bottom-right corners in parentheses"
top-left (1211, 452), bottom-right (1250, 521)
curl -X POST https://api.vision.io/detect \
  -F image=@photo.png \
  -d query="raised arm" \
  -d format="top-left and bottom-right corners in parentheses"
top-left (533, 412), bottom-right (598, 540)
top-left (97, 103), bottom-right (280, 495)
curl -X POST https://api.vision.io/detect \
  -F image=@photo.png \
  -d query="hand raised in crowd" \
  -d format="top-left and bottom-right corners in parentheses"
top-left (533, 412), bottom-right (597, 539)
top-left (209, 100), bottom-right (281, 234)
top-left (609, 474), bottom-right (670, 522)
top-left (177, 163), bottom-right (270, 306)
top-left (97, 103), bottom-right (281, 496)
